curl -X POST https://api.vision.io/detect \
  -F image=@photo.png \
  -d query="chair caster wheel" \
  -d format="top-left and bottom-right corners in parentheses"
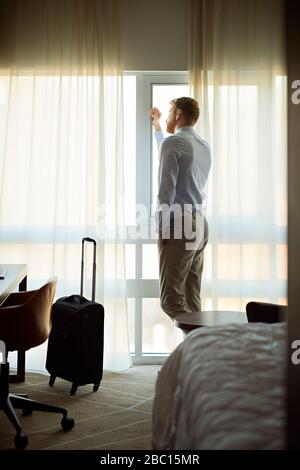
top-left (61, 415), bottom-right (75, 431)
top-left (15, 432), bottom-right (28, 449)
top-left (22, 407), bottom-right (33, 416)
top-left (70, 384), bottom-right (78, 395)
top-left (49, 375), bottom-right (56, 387)
top-left (93, 383), bottom-right (100, 392)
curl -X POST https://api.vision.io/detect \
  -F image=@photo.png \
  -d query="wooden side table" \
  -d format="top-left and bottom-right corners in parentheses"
top-left (175, 310), bottom-right (248, 334)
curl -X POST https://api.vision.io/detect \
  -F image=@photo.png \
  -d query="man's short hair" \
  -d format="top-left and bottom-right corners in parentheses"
top-left (171, 97), bottom-right (200, 124)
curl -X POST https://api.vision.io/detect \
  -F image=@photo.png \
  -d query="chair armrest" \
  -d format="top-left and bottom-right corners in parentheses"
top-left (246, 301), bottom-right (287, 323)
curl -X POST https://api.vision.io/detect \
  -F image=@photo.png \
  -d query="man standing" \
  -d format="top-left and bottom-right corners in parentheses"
top-left (150, 97), bottom-right (211, 326)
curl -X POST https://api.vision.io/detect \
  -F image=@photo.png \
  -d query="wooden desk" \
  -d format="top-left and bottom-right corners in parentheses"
top-left (175, 310), bottom-right (248, 333)
top-left (0, 264), bottom-right (27, 382)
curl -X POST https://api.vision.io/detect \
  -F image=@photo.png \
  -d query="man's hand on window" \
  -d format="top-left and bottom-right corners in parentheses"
top-left (150, 107), bottom-right (162, 132)
top-left (150, 107), bottom-right (162, 119)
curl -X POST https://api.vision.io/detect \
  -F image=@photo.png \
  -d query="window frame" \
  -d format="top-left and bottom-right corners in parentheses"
top-left (124, 71), bottom-right (189, 364)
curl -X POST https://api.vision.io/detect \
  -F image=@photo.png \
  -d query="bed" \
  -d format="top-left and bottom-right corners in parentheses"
top-left (152, 322), bottom-right (286, 450)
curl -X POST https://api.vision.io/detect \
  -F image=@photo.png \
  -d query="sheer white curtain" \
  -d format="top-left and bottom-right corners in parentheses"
top-left (189, 0), bottom-right (287, 310)
top-left (0, 0), bottom-right (131, 372)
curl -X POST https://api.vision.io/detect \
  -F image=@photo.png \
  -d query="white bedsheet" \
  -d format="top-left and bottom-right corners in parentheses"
top-left (152, 322), bottom-right (286, 450)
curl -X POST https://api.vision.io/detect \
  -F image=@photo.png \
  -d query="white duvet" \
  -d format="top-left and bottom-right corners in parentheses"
top-left (152, 322), bottom-right (286, 450)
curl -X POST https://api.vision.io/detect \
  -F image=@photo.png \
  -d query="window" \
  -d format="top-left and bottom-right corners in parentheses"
top-left (0, 71), bottom-right (287, 365)
top-left (123, 72), bottom-right (189, 363)
top-left (123, 72), bottom-right (287, 364)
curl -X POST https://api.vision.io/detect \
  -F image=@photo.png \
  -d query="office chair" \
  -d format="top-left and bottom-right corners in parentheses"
top-left (246, 301), bottom-right (287, 323)
top-left (0, 278), bottom-right (75, 449)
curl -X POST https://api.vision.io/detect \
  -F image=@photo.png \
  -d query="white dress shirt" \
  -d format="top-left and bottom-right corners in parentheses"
top-left (154, 126), bottom-right (211, 236)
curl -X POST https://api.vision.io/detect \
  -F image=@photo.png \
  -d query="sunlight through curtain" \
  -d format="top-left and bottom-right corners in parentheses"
top-left (0, 0), bottom-right (131, 372)
top-left (188, 0), bottom-right (287, 310)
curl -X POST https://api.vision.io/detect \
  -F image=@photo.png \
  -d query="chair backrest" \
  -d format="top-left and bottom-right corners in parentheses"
top-left (246, 301), bottom-right (287, 323)
top-left (22, 277), bottom-right (57, 350)
top-left (0, 277), bottom-right (57, 352)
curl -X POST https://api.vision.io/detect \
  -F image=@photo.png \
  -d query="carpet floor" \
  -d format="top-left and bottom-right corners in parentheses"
top-left (0, 365), bottom-right (160, 450)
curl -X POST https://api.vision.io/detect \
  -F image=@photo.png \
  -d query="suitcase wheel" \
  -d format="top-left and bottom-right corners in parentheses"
top-left (61, 415), bottom-right (75, 431)
top-left (49, 375), bottom-right (56, 387)
top-left (14, 432), bottom-right (28, 449)
top-left (93, 383), bottom-right (100, 392)
top-left (70, 383), bottom-right (78, 395)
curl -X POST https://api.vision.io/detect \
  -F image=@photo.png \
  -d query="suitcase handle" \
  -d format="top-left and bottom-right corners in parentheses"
top-left (82, 237), bottom-right (96, 245)
top-left (80, 238), bottom-right (96, 301)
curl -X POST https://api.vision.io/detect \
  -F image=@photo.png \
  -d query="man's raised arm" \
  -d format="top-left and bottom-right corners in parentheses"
top-left (150, 107), bottom-right (165, 149)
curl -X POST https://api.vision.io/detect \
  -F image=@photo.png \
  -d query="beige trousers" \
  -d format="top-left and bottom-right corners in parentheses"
top-left (157, 213), bottom-right (209, 321)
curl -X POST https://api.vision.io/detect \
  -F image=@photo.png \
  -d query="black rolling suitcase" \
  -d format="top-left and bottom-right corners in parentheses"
top-left (46, 237), bottom-right (104, 395)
